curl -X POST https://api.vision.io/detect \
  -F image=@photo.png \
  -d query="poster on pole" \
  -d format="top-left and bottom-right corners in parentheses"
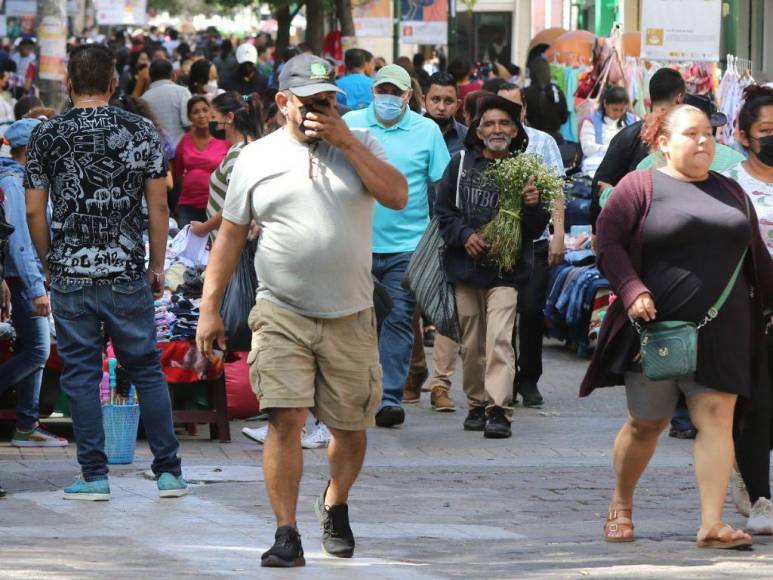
top-left (400, 0), bottom-right (448, 45)
top-left (96, 0), bottom-right (148, 26)
top-left (353, 0), bottom-right (392, 38)
top-left (39, 15), bottom-right (67, 81)
top-left (641, 0), bottom-right (722, 62)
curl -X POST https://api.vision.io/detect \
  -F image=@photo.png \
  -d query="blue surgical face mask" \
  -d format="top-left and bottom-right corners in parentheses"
top-left (374, 94), bottom-right (405, 121)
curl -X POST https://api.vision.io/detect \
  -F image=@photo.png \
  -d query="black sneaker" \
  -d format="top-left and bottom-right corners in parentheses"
top-left (484, 407), bottom-right (512, 439)
top-left (0, 481), bottom-right (6, 498)
top-left (314, 483), bottom-right (355, 558)
top-left (463, 406), bottom-right (486, 431)
top-left (518, 381), bottom-right (544, 407)
top-left (375, 406), bottom-right (405, 428)
top-left (261, 525), bottom-right (305, 568)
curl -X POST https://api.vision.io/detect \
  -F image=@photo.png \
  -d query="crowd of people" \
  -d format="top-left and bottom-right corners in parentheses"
top-left (0, 25), bottom-right (771, 568)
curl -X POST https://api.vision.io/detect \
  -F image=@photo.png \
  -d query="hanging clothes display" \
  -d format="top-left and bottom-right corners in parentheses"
top-left (551, 62), bottom-right (588, 143)
top-left (623, 57), bottom-right (647, 119)
top-left (717, 55), bottom-right (755, 148)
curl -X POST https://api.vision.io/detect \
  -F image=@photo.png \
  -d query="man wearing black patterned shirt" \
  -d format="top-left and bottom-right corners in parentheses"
top-left (25, 45), bottom-right (186, 501)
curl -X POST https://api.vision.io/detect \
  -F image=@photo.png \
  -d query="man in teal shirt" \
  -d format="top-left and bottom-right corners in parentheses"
top-left (336, 48), bottom-right (374, 110)
top-left (344, 64), bottom-right (450, 427)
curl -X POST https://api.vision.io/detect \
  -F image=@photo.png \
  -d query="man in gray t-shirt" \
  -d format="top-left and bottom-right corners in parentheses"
top-left (196, 54), bottom-right (407, 568)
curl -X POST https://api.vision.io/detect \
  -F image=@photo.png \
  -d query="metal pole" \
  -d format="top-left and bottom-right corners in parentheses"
top-left (393, 0), bottom-right (400, 63)
top-left (38, 0), bottom-right (68, 110)
top-left (448, 0), bottom-right (456, 64)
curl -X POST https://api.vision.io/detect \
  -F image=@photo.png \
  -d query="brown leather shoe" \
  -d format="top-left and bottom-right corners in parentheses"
top-left (403, 369), bottom-right (428, 403)
top-left (430, 386), bottom-right (456, 412)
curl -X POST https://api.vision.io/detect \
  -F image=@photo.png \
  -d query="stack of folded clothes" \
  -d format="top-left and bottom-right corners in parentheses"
top-left (154, 296), bottom-right (175, 343)
top-left (169, 295), bottom-right (200, 341)
top-left (168, 267), bottom-right (204, 341)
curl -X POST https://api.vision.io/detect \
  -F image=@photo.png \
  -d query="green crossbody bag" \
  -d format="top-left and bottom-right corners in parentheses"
top-left (632, 252), bottom-right (744, 381)
top-left (632, 196), bottom-right (750, 382)
top-left (633, 253), bottom-right (746, 381)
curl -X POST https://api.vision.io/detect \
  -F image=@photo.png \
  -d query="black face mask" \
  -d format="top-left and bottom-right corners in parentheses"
top-left (752, 135), bottom-right (773, 167)
top-left (426, 113), bottom-right (454, 129)
top-left (209, 121), bottom-right (226, 140)
top-left (238, 62), bottom-right (255, 80)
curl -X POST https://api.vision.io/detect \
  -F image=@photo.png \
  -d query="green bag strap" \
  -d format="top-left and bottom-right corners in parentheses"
top-left (698, 192), bottom-right (750, 328)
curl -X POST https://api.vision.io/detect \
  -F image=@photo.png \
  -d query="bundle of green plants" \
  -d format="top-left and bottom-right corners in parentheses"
top-left (480, 153), bottom-right (565, 273)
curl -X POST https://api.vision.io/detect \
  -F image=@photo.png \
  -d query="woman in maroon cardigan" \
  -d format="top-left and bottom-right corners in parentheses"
top-left (581, 105), bottom-right (773, 549)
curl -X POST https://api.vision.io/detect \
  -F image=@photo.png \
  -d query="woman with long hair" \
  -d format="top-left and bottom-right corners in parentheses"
top-left (190, 92), bottom-right (263, 239)
top-left (119, 50), bottom-right (150, 97)
top-left (188, 59), bottom-right (223, 101)
top-left (722, 84), bottom-right (773, 534)
top-left (581, 104), bottom-right (773, 549)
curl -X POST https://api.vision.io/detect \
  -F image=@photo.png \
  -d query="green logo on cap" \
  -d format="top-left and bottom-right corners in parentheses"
top-left (309, 62), bottom-right (329, 81)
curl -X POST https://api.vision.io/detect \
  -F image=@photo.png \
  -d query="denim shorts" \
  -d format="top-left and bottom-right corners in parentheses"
top-left (624, 371), bottom-right (717, 420)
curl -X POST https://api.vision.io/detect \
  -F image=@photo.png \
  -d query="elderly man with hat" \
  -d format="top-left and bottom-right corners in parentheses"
top-left (0, 119), bottom-right (69, 453)
top-left (197, 53), bottom-right (407, 567)
top-left (344, 64), bottom-right (451, 428)
top-left (435, 95), bottom-right (550, 439)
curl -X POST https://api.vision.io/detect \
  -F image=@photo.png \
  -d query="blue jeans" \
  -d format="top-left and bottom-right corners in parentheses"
top-left (372, 252), bottom-right (416, 409)
top-left (671, 396), bottom-right (695, 431)
top-left (0, 281), bottom-right (50, 430)
top-left (50, 278), bottom-right (181, 481)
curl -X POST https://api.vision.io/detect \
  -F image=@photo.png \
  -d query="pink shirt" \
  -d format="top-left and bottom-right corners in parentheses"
top-left (174, 133), bottom-right (229, 208)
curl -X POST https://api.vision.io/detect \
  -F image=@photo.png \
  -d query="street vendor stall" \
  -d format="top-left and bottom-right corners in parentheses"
top-left (0, 225), bottom-right (254, 443)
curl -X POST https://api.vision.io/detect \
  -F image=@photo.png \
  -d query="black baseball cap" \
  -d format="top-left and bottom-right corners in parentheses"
top-left (684, 93), bottom-right (727, 128)
top-left (278, 53), bottom-right (343, 97)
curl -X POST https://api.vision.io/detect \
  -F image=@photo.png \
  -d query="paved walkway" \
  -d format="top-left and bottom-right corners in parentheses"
top-left (1, 342), bottom-right (771, 579)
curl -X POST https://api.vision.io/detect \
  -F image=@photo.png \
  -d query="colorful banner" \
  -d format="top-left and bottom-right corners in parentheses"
top-left (5, 1), bottom-right (37, 17)
top-left (353, 0), bottom-right (392, 38)
top-left (641, 0), bottom-right (722, 62)
top-left (96, 0), bottom-right (148, 26)
top-left (39, 15), bottom-right (67, 82)
top-left (400, 0), bottom-right (448, 45)
top-left (5, 16), bottom-right (36, 39)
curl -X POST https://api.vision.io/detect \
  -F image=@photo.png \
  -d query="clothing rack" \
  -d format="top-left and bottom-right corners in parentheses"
top-left (726, 54), bottom-right (753, 76)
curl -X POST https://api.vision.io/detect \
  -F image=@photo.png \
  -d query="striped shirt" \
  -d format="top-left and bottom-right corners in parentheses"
top-left (206, 142), bottom-right (246, 226)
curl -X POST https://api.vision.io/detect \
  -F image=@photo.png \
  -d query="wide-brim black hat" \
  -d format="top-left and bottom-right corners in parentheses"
top-left (683, 93), bottom-right (727, 128)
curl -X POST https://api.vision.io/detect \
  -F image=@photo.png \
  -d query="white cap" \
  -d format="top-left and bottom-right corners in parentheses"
top-left (235, 43), bottom-right (258, 65)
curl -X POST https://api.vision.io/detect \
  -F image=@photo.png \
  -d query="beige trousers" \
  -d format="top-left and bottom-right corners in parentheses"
top-left (455, 285), bottom-right (518, 418)
top-left (428, 333), bottom-right (460, 390)
top-left (409, 310), bottom-right (460, 391)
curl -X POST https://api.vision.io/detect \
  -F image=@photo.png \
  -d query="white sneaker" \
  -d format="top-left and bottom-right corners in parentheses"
top-left (732, 470), bottom-right (751, 517)
top-left (747, 497), bottom-right (773, 535)
top-left (242, 425), bottom-right (309, 445)
top-left (301, 423), bottom-right (331, 449)
top-left (241, 425), bottom-right (269, 444)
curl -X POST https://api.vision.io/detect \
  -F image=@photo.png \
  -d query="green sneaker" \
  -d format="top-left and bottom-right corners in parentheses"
top-left (158, 473), bottom-right (188, 498)
top-left (12, 426), bottom-right (68, 448)
top-left (63, 477), bottom-right (110, 501)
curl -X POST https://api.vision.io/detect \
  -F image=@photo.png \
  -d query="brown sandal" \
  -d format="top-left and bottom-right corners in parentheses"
top-left (604, 508), bottom-right (634, 543)
top-left (696, 522), bottom-right (752, 550)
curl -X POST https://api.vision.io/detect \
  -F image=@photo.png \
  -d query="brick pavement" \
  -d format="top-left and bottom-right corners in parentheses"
top-left (0, 341), bottom-right (771, 579)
